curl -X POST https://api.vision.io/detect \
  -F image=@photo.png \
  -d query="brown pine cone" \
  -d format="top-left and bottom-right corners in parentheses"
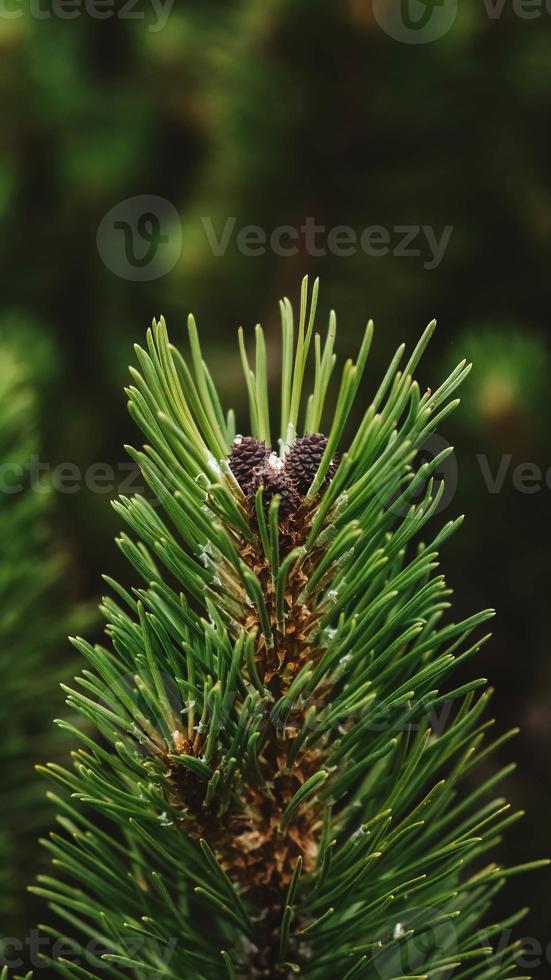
top-left (228, 436), bottom-right (270, 490)
top-left (251, 459), bottom-right (300, 519)
top-left (285, 433), bottom-right (338, 496)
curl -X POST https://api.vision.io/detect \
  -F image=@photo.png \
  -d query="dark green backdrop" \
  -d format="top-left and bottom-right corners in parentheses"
top-left (1, 1), bottom-right (550, 975)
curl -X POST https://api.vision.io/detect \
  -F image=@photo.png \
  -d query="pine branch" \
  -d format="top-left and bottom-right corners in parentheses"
top-left (34, 280), bottom-right (546, 979)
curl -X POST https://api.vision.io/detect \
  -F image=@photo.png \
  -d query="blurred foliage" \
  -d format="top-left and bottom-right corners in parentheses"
top-left (0, 0), bottom-right (550, 971)
top-left (0, 325), bottom-right (93, 954)
top-left (447, 324), bottom-right (551, 450)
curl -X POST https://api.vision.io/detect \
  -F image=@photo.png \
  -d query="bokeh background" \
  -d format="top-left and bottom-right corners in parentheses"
top-left (1, 0), bottom-right (550, 975)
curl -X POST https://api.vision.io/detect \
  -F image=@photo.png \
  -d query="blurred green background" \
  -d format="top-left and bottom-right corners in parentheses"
top-left (1, 0), bottom-right (550, 975)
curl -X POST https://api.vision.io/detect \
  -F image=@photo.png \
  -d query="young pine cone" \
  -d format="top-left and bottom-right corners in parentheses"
top-left (228, 436), bottom-right (270, 490)
top-left (285, 433), bottom-right (338, 496)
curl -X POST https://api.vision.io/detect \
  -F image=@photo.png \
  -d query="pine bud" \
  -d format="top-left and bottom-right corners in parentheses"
top-left (228, 436), bottom-right (270, 490)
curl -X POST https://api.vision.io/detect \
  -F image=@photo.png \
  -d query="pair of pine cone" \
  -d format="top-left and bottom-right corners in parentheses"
top-left (228, 433), bottom-right (337, 519)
